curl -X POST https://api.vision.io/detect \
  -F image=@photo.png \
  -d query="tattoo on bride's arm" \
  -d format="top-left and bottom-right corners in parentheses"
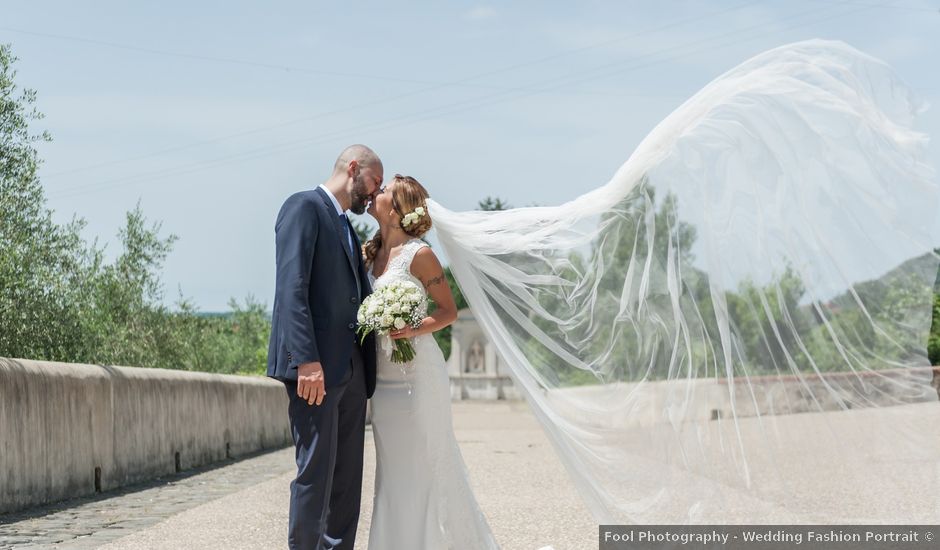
top-left (423, 274), bottom-right (445, 289)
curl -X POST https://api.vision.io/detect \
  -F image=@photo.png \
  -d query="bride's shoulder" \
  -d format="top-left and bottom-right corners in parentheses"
top-left (408, 243), bottom-right (444, 282)
top-left (403, 238), bottom-right (431, 257)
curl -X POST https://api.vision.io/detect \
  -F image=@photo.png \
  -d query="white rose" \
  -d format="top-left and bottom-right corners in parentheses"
top-left (381, 315), bottom-right (393, 327)
top-left (415, 206), bottom-right (425, 216)
top-left (388, 303), bottom-right (401, 314)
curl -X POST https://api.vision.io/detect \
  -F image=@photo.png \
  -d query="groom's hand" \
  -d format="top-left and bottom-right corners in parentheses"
top-left (297, 362), bottom-right (326, 406)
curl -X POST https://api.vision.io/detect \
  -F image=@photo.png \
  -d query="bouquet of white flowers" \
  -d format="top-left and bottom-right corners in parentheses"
top-left (356, 280), bottom-right (426, 363)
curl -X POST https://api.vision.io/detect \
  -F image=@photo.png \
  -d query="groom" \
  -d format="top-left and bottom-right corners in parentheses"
top-left (267, 144), bottom-right (381, 550)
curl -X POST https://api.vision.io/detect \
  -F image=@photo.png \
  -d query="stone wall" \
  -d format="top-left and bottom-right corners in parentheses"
top-left (0, 358), bottom-right (291, 515)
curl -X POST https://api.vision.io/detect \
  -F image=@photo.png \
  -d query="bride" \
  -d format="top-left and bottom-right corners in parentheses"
top-left (363, 174), bottom-right (499, 549)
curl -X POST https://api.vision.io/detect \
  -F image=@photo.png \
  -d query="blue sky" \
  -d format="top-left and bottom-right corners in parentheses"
top-left (3, 1), bottom-right (939, 311)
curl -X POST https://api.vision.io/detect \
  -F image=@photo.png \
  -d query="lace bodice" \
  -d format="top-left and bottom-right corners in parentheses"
top-left (368, 238), bottom-right (430, 318)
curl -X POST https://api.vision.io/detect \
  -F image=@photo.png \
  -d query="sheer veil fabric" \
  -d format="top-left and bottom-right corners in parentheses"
top-left (429, 40), bottom-right (940, 523)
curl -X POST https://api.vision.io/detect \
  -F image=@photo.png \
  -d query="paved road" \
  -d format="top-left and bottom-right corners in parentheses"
top-left (6, 399), bottom-right (936, 549)
top-left (0, 401), bottom-right (596, 550)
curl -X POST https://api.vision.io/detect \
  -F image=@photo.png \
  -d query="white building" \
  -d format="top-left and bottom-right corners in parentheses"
top-left (446, 309), bottom-right (521, 400)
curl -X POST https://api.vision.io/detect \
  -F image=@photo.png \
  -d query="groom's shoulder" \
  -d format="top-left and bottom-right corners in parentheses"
top-left (283, 188), bottom-right (325, 206)
top-left (275, 189), bottom-right (329, 230)
top-left (280, 189), bottom-right (328, 215)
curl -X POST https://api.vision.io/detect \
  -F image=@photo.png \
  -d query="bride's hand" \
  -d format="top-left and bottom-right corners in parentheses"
top-left (390, 320), bottom-right (423, 340)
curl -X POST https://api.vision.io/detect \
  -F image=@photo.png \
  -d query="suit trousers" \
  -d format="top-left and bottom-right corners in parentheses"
top-left (284, 343), bottom-right (367, 550)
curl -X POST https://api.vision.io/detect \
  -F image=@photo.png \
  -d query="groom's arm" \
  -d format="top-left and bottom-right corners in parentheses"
top-left (275, 194), bottom-right (321, 372)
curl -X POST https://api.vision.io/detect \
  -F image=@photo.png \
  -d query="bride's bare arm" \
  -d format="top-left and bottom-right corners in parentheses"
top-left (389, 246), bottom-right (458, 339)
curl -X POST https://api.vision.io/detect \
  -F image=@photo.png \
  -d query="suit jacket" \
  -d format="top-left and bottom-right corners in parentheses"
top-left (266, 187), bottom-right (377, 398)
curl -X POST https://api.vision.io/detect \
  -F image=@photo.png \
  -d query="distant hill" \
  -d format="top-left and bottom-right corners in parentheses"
top-left (826, 249), bottom-right (940, 311)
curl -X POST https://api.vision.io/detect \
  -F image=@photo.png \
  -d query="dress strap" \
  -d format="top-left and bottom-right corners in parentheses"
top-left (396, 239), bottom-right (429, 273)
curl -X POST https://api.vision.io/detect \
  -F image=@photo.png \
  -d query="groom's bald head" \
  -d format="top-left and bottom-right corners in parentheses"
top-left (329, 144), bottom-right (383, 215)
top-left (333, 144), bottom-right (382, 175)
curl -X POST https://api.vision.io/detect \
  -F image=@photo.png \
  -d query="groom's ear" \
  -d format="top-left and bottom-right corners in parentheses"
top-left (346, 160), bottom-right (360, 178)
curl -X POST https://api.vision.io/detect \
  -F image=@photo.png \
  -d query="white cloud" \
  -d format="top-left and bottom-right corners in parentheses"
top-left (463, 6), bottom-right (497, 21)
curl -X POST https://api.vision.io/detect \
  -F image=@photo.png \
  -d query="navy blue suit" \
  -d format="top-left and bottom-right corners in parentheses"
top-left (267, 186), bottom-right (377, 550)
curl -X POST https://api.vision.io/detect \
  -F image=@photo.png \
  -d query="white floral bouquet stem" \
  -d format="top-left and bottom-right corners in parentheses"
top-left (388, 337), bottom-right (415, 364)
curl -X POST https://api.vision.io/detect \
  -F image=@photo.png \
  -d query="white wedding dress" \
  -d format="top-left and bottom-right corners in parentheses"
top-left (367, 238), bottom-right (499, 550)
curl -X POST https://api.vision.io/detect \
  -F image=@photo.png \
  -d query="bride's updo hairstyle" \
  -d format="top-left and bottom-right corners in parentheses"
top-left (363, 174), bottom-right (432, 267)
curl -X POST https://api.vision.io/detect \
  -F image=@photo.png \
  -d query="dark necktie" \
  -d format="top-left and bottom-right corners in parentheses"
top-left (339, 213), bottom-right (354, 258)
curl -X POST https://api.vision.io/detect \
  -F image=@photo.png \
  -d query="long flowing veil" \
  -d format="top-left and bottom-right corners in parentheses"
top-left (429, 39), bottom-right (940, 523)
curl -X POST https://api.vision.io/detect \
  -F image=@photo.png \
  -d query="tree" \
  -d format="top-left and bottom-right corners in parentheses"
top-left (0, 43), bottom-right (271, 375)
top-left (0, 42), bottom-right (87, 360)
top-left (477, 196), bottom-right (512, 212)
top-left (929, 293), bottom-right (940, 365)
top-left (351, 217), bottom-right (374, 245)
top-left (464, 176), bottom-right (940, 388)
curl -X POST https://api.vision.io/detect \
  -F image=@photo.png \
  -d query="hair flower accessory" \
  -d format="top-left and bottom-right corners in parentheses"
top-left (401, 206), bottom-right (427, 228)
